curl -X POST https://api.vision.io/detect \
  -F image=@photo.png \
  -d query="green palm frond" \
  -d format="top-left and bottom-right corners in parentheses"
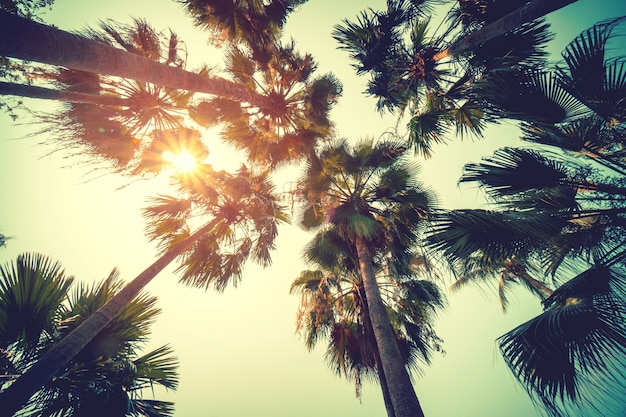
top-left (0, 253), bottom-right (73, 353)
top-left (0, 255), bottom-right (178, 416)
top-left (65, 269), bottom-right (161, 360)
top-left (131, 399), bottom-right (176, 417)
top-left (428, 209), bottom-right (564, 266)
top-left (474, 68), bottom-right (587, 124)
top-left (132, 344), bottom-right (179, 391)
top-left (407, 106), bottom-right (451, 157)
top-left (460, 147), bottom-right (573, 199)
top-left (332, 8), bottom-right (402, 75)
top-left (468, 19), bottom-right (553, 71)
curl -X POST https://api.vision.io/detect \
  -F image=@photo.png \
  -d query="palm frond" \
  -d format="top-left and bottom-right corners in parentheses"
top-left (499, 264), bottom-right (626, 417)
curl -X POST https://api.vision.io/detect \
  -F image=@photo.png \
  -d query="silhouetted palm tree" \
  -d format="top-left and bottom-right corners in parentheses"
top-left (0, 253), bottom-right (179, 416)
top-left (0, 164), bottom-right (289, 415)
top-left (332, 0), bottom-right (572, 156)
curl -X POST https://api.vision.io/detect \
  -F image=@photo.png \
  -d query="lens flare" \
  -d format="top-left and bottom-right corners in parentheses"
top-left (163, 150), bottom-right (197, 172)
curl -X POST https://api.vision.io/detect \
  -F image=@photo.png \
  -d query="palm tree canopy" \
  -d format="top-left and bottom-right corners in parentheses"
top-left (189, 41), bottom-right (342, 167)
top-left (143, 163), bottom-right (290, 291)
top-left (499, 264), bottom-right (626, 417)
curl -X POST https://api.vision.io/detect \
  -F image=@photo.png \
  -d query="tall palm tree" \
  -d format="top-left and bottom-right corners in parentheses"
top-left (0, 11), bottom-right (268, 105)
top-left (427, 17), bottom-right (626, 416)
top-left (291, 230), bottom-right (444, 417)
top-left (0, 164), bottom-right (289, 416)
top-left (1, 11), bottom-right (341, 169)
top-left (298, 137), bottom-right (437, 417)
top-left (0, 253), bottom-right (179, 416)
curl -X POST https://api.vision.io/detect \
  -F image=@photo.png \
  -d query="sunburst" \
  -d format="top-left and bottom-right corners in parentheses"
top-left (162, 149), bottom-right (197, 172)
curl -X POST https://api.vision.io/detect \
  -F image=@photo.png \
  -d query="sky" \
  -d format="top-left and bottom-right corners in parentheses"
top-left (1, 1), bottom-right (626, 416)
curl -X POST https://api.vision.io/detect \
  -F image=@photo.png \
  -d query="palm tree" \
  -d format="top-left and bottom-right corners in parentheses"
top-left (298, 137), bottom-right (437, 417)
top-left (291, 230), bottom-right (444, 417)
top-left (0, 253), bottom-right (179, 416)
top-left (427, 17), bottom-right (626, 416)
top-left (332, 0), bottom-right (573, 156)
top-left (0, 164), bottom-right (289, 416)
top-left (1, 11), bottom-right (341, 169)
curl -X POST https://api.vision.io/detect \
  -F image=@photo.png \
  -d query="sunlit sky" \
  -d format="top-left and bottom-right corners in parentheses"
top-left (2, 1), bottom-right (626, 416)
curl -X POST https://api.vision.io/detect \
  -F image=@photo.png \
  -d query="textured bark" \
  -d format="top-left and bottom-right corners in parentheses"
top-left (434, 0), bottom-right (578, 60)
top-left (0, 81), bottom-right (130, 106)
top-left (0, 219), bottom-right (219, 417)
top-left (355, 237), bottom-right (425, 417)
top-left (360, 286), bottom-right (396, 417)
top-left (0, 11), bottom-right (270, 108)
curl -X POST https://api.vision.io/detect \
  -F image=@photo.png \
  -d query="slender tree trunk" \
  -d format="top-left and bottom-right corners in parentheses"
top-left (0, 219), bottom-right (219, 417)
top-left (0, 81), bottom-right (130, 106)
top-left (433, 0), bottom-right (578, 61)
top-left (359, 284), bottom-right (396, 417)
top-left (355, 236), bottom-right (425, 417)
top-left (0, 11), bottom-right (271, 108)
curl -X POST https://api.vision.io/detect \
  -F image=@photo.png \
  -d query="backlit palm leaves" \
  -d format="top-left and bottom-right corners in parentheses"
top-left (189, 41), bottom-right (342, 167)
top-left (0, 253), bottom-right (179, 417)
top-left (177, 0), bottom-right (307, 64)
top-left (38, 18), bottom-right (199, 175)
top-left (333, 0), bottom-right (555, 155)
top-left (428, 18), bottom-right (626, 416)
top-left (143, 163), bottom-right (289, 291)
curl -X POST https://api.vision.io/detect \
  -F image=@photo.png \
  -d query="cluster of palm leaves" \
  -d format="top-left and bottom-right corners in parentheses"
top-left (0, 253), bottom-right (179, 416)
top-left (427, 16), bottom-right (626, 417)
top-left (290, 254), bottom-right (444, 415)
top-left (31, 17), bottom-right (202, 176)
top-left (332, 0), bottom-right (555, 156)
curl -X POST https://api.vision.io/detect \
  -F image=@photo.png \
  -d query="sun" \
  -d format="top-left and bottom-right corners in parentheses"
top-left (162, 149), bottom-right (197, 172)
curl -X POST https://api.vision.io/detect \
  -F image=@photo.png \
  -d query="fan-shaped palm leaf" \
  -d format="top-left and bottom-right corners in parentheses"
top-left (498, 264), bottom-right (626, 417)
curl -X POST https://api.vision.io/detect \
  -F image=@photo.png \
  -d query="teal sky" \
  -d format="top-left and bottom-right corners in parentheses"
top-left (1, 1), bottom-right (626, 416)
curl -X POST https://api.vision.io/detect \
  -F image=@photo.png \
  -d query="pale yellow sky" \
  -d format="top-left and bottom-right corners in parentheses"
top-left (1, 1), bottom-right (625, 416)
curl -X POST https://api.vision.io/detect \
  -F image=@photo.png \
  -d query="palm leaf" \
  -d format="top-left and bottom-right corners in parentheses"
top-left (498, 264), bottom-right (626, 416)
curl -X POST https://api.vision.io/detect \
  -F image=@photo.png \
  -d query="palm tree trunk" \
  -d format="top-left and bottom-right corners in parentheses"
top-left (0, 81), bottom-right (130, 106)
top-left (0, 11), bottom-right (271, 108)
top-left (355, 236), bottom-right (425, 417)
top-left (0, 219), bottom-right (219, 417)
top-left (359, 284), bottom-right (396, 417)
top-left (434, 0), bottom-right (578, 61)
